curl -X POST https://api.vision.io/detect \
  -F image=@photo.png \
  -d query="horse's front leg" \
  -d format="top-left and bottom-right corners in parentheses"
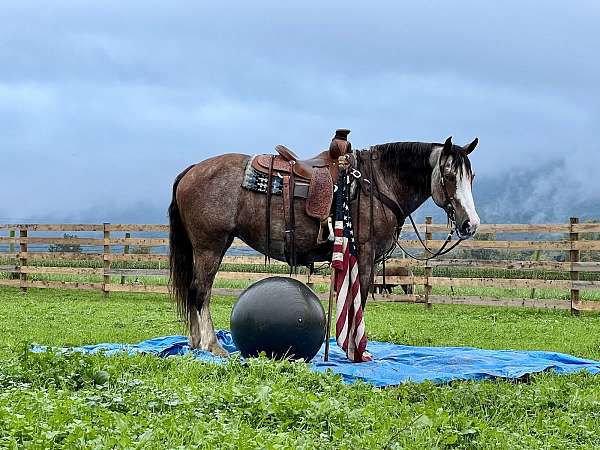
top-left (189, 303), bottom-right (201, 348)
top-left (357, 244), bottom-right (375, 308)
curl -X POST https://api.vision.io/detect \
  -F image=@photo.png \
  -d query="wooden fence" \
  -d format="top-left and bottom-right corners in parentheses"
top-left (1, 218), bottom-right (600, 313)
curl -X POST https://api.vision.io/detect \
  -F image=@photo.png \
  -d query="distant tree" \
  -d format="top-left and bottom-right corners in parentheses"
top-left (581, 219), bottom-right (600, 262)
top-left (48, 233), bottom-right (82, 253)
top-left (581, 219), bottom-right (600, 240)
top-left (465, 232), bottom-right (498, 260)
top-left (130, 246), bottom-right (151, 254)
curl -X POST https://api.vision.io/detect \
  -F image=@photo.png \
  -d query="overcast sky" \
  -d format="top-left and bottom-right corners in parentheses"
top-left (1, 1), bottom-right (599, 223)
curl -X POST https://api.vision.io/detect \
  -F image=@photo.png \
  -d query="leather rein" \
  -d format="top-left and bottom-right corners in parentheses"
top-left (351, 147), bottom-right (464, 261)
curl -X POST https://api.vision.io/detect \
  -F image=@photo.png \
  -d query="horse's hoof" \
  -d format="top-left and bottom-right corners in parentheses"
top-left (209, 343), bottom-right (229, 358)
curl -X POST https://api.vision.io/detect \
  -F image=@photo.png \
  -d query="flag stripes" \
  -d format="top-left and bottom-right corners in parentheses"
top-left (331, 168), bottom-right (369, 362)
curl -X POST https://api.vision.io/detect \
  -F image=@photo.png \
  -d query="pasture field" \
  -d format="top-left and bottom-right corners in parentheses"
top-left (1, 288), bottom-right (600, 448)
top-left (3, 257), bottom-right (600, 301)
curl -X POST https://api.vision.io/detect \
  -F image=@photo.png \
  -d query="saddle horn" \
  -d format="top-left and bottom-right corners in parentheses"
top-left (329, 128), bottom-right (351, 159)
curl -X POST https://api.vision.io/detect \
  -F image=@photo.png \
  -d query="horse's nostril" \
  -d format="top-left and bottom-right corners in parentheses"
top-left (461, 221), bottom-right (471, 234)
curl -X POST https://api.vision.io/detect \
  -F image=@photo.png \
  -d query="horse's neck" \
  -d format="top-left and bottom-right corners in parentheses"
top-left (366, 149), bottom-right (434, 216)
top-left (393, 172), bottom-right (432, 216)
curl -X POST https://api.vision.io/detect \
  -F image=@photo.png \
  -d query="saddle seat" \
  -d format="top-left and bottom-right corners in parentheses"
top-left (252, 128), bottom-right (352, 183)
top-left (274, 146), bottom-right (337, 181)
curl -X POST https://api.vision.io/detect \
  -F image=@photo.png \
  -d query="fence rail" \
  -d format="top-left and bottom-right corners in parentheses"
top-left (1, 218), bottom-right (600, 313)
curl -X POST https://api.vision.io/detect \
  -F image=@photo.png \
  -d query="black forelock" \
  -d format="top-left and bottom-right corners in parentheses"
top-left (437, 143), bottom-right (473, 177)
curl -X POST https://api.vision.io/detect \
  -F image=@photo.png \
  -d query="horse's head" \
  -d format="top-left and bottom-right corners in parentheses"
top-left (430, 137), bottom-right (480, 239)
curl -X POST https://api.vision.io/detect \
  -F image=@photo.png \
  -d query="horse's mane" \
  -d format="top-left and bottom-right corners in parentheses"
top-left (375, 142), bottom-right (434, 174)
top-left (373, 141), bottom-right (472, 178)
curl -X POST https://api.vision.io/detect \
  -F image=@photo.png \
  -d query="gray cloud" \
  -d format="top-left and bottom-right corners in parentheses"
top-left (0, 0), bottom-right (599, 222)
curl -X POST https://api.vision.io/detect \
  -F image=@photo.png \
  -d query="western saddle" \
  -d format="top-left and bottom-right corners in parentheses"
top-left (250, 129), bottom-right (352, 266)
top-left (253, 129), bottom-right (351, 184)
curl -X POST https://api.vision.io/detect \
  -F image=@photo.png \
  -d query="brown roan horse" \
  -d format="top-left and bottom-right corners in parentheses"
top-left (169, 136), bottom-right (481, 356)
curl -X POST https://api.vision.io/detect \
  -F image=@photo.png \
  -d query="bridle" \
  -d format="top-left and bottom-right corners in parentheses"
top-left (401, 151), bottom-right (464, 260)
top-left (352, 147), bottom-right (464, 262)
top-left (438, 153), bottom-right (457, 226)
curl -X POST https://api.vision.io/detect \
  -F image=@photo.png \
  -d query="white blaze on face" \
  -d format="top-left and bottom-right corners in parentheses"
top-left (455, 170), bottom-right (480, 236)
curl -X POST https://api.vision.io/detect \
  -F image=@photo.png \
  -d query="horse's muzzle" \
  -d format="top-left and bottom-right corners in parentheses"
top-left (458, 219), bottom-right (479, 239)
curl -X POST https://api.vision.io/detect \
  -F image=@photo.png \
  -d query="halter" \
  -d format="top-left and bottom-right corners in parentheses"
top-left (352, 147), bottom-right (464, 262)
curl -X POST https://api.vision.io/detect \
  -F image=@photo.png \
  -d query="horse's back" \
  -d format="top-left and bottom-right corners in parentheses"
top-left (177, 153), bottom-right (248, 193)
top-left (174, 151), bottom-right (330, 264)
top-left (175, 153), bottom-right (250, 241)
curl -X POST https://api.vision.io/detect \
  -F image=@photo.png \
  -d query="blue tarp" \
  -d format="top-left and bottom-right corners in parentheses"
top-left (32, 331), bottom-right (600, 387)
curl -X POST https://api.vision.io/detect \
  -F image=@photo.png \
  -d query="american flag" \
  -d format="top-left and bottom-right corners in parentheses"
top-left (332, 167), bottom-right (371, 362)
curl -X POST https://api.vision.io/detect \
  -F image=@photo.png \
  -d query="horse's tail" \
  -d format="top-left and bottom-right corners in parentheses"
top-left (168, 164), bottom-right (196, 325)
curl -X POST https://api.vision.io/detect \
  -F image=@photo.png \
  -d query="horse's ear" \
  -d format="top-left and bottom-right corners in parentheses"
top-left (464, 138), bottom-right (479, 155)
top-left (442, 136), bottom-right (453, 154)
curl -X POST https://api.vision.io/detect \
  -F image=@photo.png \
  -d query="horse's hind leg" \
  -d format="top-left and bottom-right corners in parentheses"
top-left (190, 244), bottom-right (231, 357)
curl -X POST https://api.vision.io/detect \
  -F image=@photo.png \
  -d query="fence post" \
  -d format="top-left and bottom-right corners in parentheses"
top-left (306, 272), bottom-right (314, 290)
top-left (19, 227), bottom-right (28, 292)
top-left (121, 232), bottom-right (130, 285)
top-left (103, 223), bottom-right (110, 297)
top-left (569, 217), bottom-right (580, 315)
top-left (424, 216), bottom-right (433, 309)
top-left (9, 229), bottom-right (15, 253)
top-left (9, 230), bottom-right (19, 280)
top-left (529, 249), bottom-right (541, 299)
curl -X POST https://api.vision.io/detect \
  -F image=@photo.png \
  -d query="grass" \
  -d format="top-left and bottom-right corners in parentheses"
top-left (4, 256), bottom-right (600, 280)
top-left (4, 256), bottom-right (600, 301)
top-left (4, 255), bottom-right (600, 301)
top-left (2, 287), bottom-right (600, 448)
top-left (4, 273), bottom-right (600, 300)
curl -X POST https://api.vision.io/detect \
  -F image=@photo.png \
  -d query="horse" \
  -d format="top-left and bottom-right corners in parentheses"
top-left (371, 265), bottom-right (414, 295)
top-left (168, 136), bottom-right (480, 356)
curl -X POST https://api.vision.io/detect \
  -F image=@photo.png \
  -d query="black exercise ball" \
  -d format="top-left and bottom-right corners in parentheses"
top-left (230, 276), bottom-right (326, 362)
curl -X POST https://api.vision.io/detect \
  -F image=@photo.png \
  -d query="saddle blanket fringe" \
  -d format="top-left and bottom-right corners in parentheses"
top-left (242, 156), bottom-right (284, 195)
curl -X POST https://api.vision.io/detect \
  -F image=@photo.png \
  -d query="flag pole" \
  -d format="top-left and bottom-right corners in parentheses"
top-left (324, 267), bottom-right (335, 361)
top-left (324, 155), bottom-right (349, 362)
